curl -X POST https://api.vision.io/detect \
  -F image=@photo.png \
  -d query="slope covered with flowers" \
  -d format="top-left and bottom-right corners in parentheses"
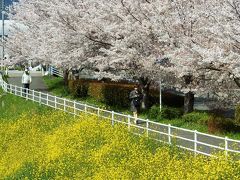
top-left (0, 110), bottom-right (240, 179)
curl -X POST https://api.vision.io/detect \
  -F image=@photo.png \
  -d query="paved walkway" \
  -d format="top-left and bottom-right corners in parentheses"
top-left (8, 71), bottom-right (48, 93)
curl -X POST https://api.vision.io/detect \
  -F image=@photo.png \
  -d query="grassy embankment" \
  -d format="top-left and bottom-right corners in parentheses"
top-left (0, 88), bottom-right (50, 121)
top-left (43, 76), bottom-right (240, 140)
top-left (0, 91), bottom-right (240, 179)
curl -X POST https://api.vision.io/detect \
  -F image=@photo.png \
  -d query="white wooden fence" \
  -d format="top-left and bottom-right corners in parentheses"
top-left (0, 74), bottom-right (240, 158)
top-left (49, 66), bottom-right (63, 77)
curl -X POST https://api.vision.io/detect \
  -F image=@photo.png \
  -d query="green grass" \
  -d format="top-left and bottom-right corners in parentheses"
top-left (154, 111), bottom-right (209, 132)
top-left (43, 76), bottom-right (70, 97)
top-left (147, 107), bottom-right (240, 139)
top-left (0, 89), bottom-right (52, 122)
top-left (160, 118), bottom-right (208, 132)
top-left (139, 109), bottom-right (209, 133)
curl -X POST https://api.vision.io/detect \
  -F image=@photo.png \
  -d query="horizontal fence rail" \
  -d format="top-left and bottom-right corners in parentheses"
top-left (0, 74), bottom-right (240, 159)
top-left (49, 66), bottom-right (63, 77)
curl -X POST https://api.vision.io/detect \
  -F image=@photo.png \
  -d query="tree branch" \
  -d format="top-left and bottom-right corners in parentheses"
top-left (121, 0), bottom-right (142, 24)
top-left (84, 35), bottom-right (113, 47)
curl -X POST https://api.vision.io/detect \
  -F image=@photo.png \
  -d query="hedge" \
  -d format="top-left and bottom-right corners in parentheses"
top-left (69, 79), bottom-right (135, 108)
top-left (68, 79), bottom-right (184, 109)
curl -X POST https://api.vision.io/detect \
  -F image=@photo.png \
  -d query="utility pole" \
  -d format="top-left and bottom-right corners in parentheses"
top-left (159, 78), bottom-right (162, 112)
top-left (1, 0), bottom-right (5, 71)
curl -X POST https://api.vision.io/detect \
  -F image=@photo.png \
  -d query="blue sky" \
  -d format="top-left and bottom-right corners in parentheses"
top-left (7, 0), bottom-right (15, 6)
top-left (2, 0), bottom-right (14, 7)
top-left (1, 0), bottom-right (16, 19)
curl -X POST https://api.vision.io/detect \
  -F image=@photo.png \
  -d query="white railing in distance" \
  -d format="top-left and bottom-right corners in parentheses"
top-left (49, 66), bottom-right (63, 78)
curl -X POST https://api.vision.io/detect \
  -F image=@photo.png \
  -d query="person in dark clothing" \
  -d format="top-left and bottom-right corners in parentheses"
top-left (129, 87), bottom-right (142, 123)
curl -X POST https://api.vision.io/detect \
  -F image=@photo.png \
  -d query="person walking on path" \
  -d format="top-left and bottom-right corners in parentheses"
top-left (129, 86), bottom-right (142, 124)
top-left (22, 69), bottom-right (32, 96)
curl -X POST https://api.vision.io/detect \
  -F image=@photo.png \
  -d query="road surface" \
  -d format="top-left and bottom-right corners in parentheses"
top-left (8, 71), bottom-right (48, 93)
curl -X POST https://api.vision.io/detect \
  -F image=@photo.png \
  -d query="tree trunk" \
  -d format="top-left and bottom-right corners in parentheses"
top-left (141, 90), bottom-right (149, 110)
top-left (63, 69), bottom-right (69, 87)
top-left (184, 91), bottom-right (194, 113)
top-left (139, 77), bottom-right (151, 110)
top-left (234, 77), bottom-right (240, 88)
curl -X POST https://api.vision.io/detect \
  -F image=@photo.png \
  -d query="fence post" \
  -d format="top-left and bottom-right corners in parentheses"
top-left (168, 124), bottom-right (171, 144)
top-left (225, 136), bottom-right (228, 157)
top-left (20, 86), bottom-right (23, 97)
top-left (55, 96), bottom-right (57, 109)
top-left (26, 87), bottom-right (28, 100)
top-left (32, 90), bottom-right (35, 101)
top-left (9, 84), bottom-right (12, 94)
top-left (194, 130), bottom-right (198, 157)
top-left (146, 119), bottom-right (149, 137)
top-left (46, 94), bottom-right (49, 106)
top-left (48, 66), bottom-right (50, 76)
top-left (15, 86), bottom-right (17, 95)
top-left (128, 115), bottom-right (130, 131)
top-left (74, 101), bottom-right (76, 118)
top-left (84, 104), bottom-right (87, 113)
top-left (111, 111), bottom-right (114, 126)
top-left (39, 91), bottom-right (41, 105)
top-left (64, 99), bottom-right (66, 112)
top-left (97, 107), bottom-right (100, 117)
top-left (5, 83), bottom-right (7, 92)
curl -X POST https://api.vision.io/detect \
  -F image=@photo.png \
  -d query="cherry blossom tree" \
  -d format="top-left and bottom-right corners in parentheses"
top-left (195, 0), bottom-right (240, 105)
top-left (5, 0), bottom-right (240, 112)
top-left (1, 0), bottom-right (215, 111)
top-left (92, 0), bottom-right (207, 112)
top-left (160, 0), bottom-right (240, 109)
top-left (6, 0), bottom-right (111, 84)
